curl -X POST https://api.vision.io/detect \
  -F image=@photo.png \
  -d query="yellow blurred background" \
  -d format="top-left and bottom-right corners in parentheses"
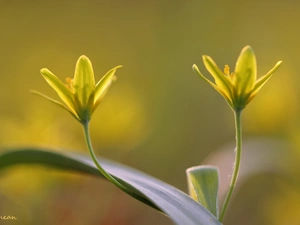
top-left (0, 1), bottom-right (299, 224)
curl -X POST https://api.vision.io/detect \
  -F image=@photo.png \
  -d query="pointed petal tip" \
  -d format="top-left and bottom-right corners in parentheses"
top-left (202, 55), bottom-right (217, 65)
top-left (244, 45), bottom-right (252, 49)
top-left (202, 55), bottom-right (210, 60)
top-left (76, 55), bottom-right (93, 68)
top-left (40, 68), bottom-right (50, 74)
top-left (40, 68), bottom-right (56, 79)
top-left (107, 65), bottom-right (123, 74)
top-left (243, 45), bottom-right (252, 49)
top-left (114, 65), bottom-right (123, 69)
top-left (241, 45), bottom-right (254, 54)
top-left (192, 64), bottom-right (201, 74)
top-left (192, 64), bottom-right (208, 81)
top-left (78, 55), bottom-right (89, 60)
top-left (77, 55), bottom-right (92, 65)
top-left (202, 55), bottom-right (214, 65)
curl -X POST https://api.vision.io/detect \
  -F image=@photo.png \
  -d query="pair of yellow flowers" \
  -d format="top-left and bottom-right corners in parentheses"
top-left (33, 46), bottom-right (282, 123)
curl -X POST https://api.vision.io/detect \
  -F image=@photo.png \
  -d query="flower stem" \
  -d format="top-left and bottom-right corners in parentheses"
top-left (219, 110), bottom-right (242, 222)
top-left (82, 121), bottom-right (159, 208)
top-left (82, 121), bottom-right (127, 191)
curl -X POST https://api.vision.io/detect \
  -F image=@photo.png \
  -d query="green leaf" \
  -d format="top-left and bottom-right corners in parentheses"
top-left (187, 166), bottom-right (219, 218)
top-left (0, 149), bottom-right (222, 225)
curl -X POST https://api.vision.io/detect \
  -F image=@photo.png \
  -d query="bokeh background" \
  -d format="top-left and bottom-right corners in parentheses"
top-left (0, 1), bottom-right (299, 225)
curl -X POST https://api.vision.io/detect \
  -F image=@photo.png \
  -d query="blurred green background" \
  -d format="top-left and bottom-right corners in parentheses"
top-left (0, 1), bottom-right (299, 224)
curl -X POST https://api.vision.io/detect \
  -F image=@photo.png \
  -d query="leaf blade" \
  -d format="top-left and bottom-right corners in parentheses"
top-left (0, 149), bottom-right (222, 225)
top-left (187, 166), bottom-right (220, 218)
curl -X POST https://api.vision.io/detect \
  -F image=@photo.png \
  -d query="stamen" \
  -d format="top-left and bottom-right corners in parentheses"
top-left (230, 72), bottom-right (235, 79)
top-left (65, 77), bottom-right (74, 90)
top-left (224, 65), bottom-right (230, 76)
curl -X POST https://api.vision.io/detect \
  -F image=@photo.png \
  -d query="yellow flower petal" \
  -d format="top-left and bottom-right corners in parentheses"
top-left (247, 60), bottom-right (282, 103)
top-left (194, 46), bottom-right (282, 111)
top-left (192, 64), bottom-right (233, 107)
top-left (30, 90), bottom-right (80, 121)
top-left (253, 61), bottom-right (282, 92)
top-left (234, 46), bottom-right (257, 95)
top-left (94, 66), bottom-right (122, 105)
top-left (40, 68), bottom-right (77, 115)
top-left (202, 56), bottom-right (233, 100)
top-left (73, 55), bottom-right (95, 107)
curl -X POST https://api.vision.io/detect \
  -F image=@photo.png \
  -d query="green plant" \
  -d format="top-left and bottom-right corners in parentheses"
top-left (0, 46), bottom-right (282, 224)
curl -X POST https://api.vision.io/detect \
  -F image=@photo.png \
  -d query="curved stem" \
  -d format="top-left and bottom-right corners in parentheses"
top-left (81, 121), bottom-right (160, 209)
top-left (219, 110), bottom-right (242, 222)
top-left (82, 121), bottom-right (127, 191)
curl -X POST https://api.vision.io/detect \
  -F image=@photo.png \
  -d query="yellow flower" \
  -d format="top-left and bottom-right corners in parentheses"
top-left (192, 46), bottom-right (282, 111)
top-left (32, 55), bottom-right (121, 123)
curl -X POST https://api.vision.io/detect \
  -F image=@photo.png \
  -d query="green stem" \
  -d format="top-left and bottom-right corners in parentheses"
top-left (82, 121), bottom-right (127, 191)
top-left (219, 110), bottom-right (242, 222)
top-left (82, 121), bottom-right (159, 208)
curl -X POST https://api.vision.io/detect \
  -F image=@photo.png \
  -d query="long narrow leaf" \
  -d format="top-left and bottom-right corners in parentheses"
top-left (0, 149), bottom-right (222, 225)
